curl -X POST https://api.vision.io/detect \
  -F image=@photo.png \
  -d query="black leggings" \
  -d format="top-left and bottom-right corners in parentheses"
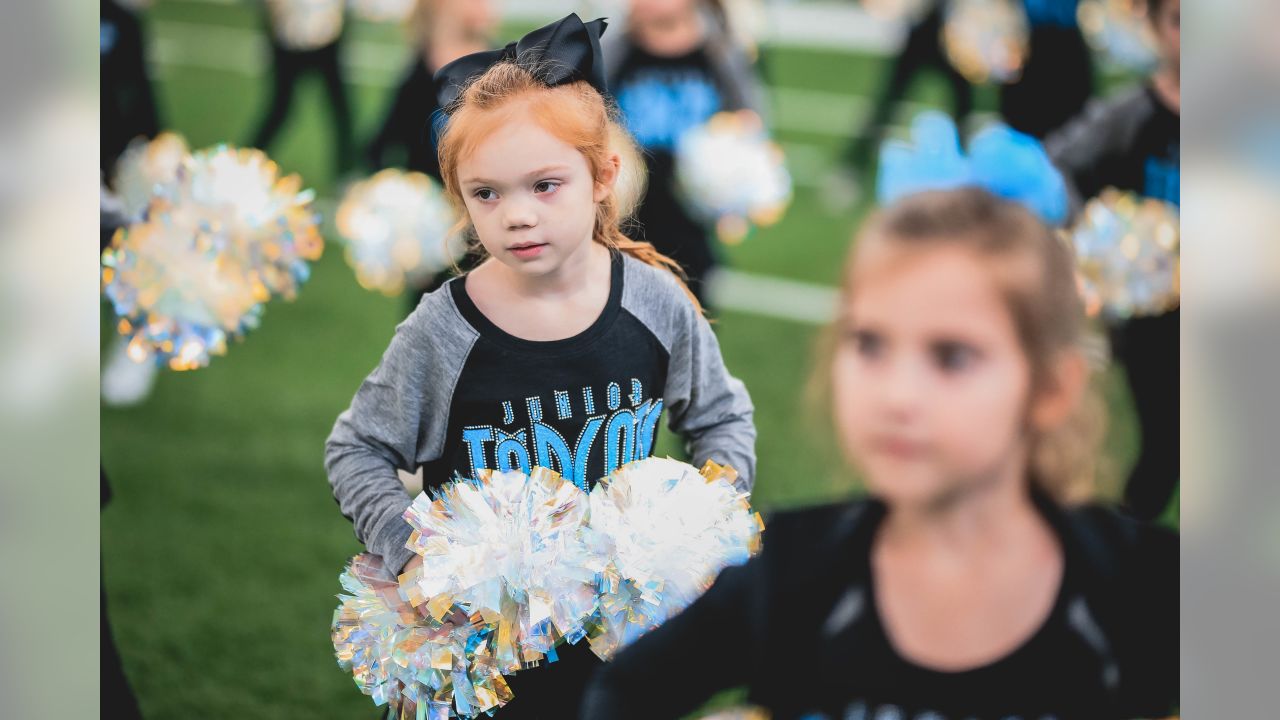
top-left (845, 4), bottom-right (974, 168)
top-left (248, 36), bottom-right (355, 174)
top-left (1113, 309), bottom-right (1180, 521)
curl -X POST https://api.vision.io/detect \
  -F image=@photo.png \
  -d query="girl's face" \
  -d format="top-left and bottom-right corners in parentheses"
top-left (457, 114), bottom-right (614, 277)
top-left (833, 244), bottom-right (1033, 508)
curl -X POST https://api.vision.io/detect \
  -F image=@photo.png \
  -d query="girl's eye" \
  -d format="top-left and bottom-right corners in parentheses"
top-left (533, 180), bottom-right (560, 194)
top-left (931, 341), bottom-right (978, 373)
top-left (844, 329), bottom-right (883, 360)
top-left (473, 188), bottom-right (497, 201)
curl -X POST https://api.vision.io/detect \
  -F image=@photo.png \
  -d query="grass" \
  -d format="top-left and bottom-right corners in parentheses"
top-left (102, 4), bottom-right (1169, 718)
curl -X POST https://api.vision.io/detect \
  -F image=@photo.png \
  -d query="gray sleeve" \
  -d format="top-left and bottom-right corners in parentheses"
top-left (323, 292), bottom-right (476, 575)
top-left (623, 259), bottom-right (757, 489)
top-left (1045, 86), bottom-right (1147, 219)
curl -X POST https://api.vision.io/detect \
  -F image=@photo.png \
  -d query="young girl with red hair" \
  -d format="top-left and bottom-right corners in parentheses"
top-left (325, 14), bottom-right (756, 717)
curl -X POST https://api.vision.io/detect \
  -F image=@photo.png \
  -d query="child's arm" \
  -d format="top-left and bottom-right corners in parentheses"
top-left (624, 260), bottom-right (758, 489)
top-left (1045, 86), bottom-right (1147, 215)
top-left (580, 557), bottom-right (759, 719)
top-left (324, 314), bottom-right (435, 576)
top-left (666, 305), bottom-right (758, 490)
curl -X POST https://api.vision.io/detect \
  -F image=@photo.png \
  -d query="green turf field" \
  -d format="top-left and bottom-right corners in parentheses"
top-left (101, 3), bottom-right (1169, 717)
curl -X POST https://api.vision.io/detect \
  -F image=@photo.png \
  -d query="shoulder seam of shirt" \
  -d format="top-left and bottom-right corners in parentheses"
top-left (407, 281), bottom-right (481, 464)
top-left (619, 253), bottom-right (688, 354)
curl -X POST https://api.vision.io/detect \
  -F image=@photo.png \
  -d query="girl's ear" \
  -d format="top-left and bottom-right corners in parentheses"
top-left (593, 152), bottom-right (621, 203)
top-left (1030, 349), bottom-right (1088, 433)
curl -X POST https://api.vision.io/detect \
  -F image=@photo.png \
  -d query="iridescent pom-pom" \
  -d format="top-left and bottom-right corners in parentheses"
top-left (100, 145), bottom-right (323, 370)
top-left (585, 457), bottom-right (763, 660)
top-left (336, 169), bottom-right (464, 296)
top-left (332, 554), bottom-right (513, 719)
top-left (1068, 188), bottom-right (1180, 320)
top-left (1077, 0), bottom-right (1159, 72)
top-left (674, 110), bottom-right (792, 245)
top-left (403, 468), bottom-right (601, 674)
top-left (266, 0), bottom-right (344, 51)
top-left (348, 0), bottom-right (415, 23)
top-left (942, 0), bottom-right (1030, 84)
top-left (109, 132), bottom-right (189, 221)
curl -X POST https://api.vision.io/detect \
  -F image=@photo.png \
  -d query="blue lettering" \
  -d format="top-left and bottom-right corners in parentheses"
top-left (605, 409), bottom-right (637, 475)
top-left (494, 429), bottom-right (530, 474)
top-left (461, 426), bottom-right (494, 478)
top-left (533, 421), bottom-right (573, 477)
top-left (571, 415), bottom-right (607, 490)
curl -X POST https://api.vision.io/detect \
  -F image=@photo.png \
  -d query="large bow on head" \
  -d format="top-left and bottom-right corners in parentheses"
top-left (435, 13), bottom-right (609, 111)
top-left (877, 111), bottom-right (1069, 226)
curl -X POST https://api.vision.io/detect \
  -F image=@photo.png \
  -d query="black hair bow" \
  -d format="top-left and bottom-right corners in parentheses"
top-left (435, 13), bottom-right (609, 111)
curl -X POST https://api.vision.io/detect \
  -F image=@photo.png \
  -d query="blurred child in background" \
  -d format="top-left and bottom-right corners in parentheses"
top-left (1000, 0), bottom-right (1094, 139)
top-left (365, 0), bottom-right (498, 313)
top-left (605, 0), bottom-right (766, 306)
top-left (248, 0), bottom-right (356, 175)
top-left (843, 1), bottom-right (974, 172)
top-left (582, 140), bottom-right (1178, 719)
top-left (1047, 0), bottom-right (1180, 521)
top-left (365, 0), bottom-right (496, 181)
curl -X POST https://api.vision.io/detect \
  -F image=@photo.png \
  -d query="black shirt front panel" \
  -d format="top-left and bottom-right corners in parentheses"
top-left (421, 252), bottom-right (670, 491)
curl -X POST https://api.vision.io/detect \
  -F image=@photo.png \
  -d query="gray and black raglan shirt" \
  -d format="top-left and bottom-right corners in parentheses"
top-left (325, 250), bottom-right (757, 574)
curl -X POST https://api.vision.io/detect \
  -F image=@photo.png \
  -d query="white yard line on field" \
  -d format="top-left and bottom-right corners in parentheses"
top-left (168, 0), bottom-right (905, 52)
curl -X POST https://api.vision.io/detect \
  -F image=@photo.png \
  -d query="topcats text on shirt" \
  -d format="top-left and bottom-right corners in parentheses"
top-left (459, 378), bottom-right (664, 489)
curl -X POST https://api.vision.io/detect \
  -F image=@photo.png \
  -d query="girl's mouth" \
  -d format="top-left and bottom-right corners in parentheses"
top-left (508, 242), bottom-right (548, 260)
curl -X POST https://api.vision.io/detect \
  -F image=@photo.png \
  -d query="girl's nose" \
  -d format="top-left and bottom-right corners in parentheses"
top-left (502, 197), bottom-right (538, 231)
top-left (880, 355), bottom-right (925, 417)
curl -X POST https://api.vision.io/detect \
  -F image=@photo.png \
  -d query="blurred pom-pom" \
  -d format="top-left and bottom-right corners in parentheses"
top-left (585, 458), bottom-right (763, 660)
top-left (403, 468), bottom-right (600, 673)
top-left (332, 554), bottom-right (514, 719)
top-left (109, 132), bottom-right (189, 221)
top-left (336, 169), bottom-right (464, 296)
top-left (101, 145), bottom-right (323, 370)
top-left (674, 110), bottom-right (792, 245)
top-left (860, 0), bottom-right (931, 23)
top-left (942, 0), bottom-right (1030, 84)
top-left (1077, 0), bottom-right (1159, 71)
top-left (266, 0), bottom-right (345, 51)
top-left (878, 111), bottom-right (1068, 225)
top-left (347, 0), bottom-right (415, 23)
top-left (1068, 188), bottom-right (1180, 320)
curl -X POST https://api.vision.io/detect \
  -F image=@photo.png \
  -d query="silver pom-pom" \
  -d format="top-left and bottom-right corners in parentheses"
top-left (1068, 188), bottom-right (1179, 320)
top-left (332, 554), bottom-right (514, 719)
top-left (109, 132), bottom-right (189, 222)
top-left (335, 169), bottom-right (464, 296)
top-left (942, 0), bottom-right (1030, 84)
top-left (674, 110), bottom-right (792, 244)
top-left (266, 0), bottom-right (345, 51)
top-left (585, 458), bottom-right (763, 660)
top-left (1077, 0), bottom-right (1159, 72)
top-left (101, 145), bottom-right (323, 370)
top-left (402, 468), bottom-right (601, 673)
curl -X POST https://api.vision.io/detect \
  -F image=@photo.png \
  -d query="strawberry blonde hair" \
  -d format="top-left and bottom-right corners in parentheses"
top-left (436, 61), bottom-right (702, 311)
top-left (815, 188), bottom-right (1107, 504)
